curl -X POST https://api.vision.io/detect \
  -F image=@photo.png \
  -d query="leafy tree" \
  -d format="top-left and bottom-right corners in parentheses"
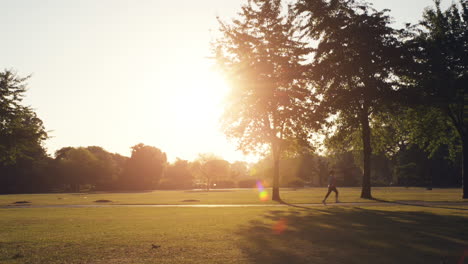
top-left (0, 70), bottom-right (48, 193)
top-left (214, 0), bottom-right (312, 201)
top-left (295, 0), bottom-right (405, 198)
top-left (331, 152), bottom-right (361, 186)
top-left (316, 157), bottom-right (330, 186)
top-left (230, 161), bottom-right (249, 181)
top-left (110, 152), bottom-right (129, 190)
top-left (123, 143), bottom-right (167, 190)
top-left (192, 153), bottom-right (230, 190)
top-left (86, 146), bottom-right (122, 190)
top-left (404, 0), bottom-right (468, 198)
top-left (162, 158), bottom-right (194, 189)
top-left (55, 147), bottom-right (99, 192)
top-left (0, 70), bottom-right (48, 166)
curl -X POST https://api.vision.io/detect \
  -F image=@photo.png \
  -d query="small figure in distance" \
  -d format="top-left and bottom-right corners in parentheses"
top-left (322, 169), bottom-right (339, 205)
top-left (152, 244), bottom-right (161, 249)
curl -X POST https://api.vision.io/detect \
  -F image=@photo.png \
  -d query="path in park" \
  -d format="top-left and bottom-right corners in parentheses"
top-left (2, 201), bottom-right (468, 209)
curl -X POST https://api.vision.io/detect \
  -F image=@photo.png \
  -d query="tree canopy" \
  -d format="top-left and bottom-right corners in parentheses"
top-left (295, 0), bottom-right (406, 198)
top-left (0, 70), bottom-right (48, 193)
top-left (123, 143), bottom-right (167, 190)
top-left (214, 0), bottom-right (312, 200)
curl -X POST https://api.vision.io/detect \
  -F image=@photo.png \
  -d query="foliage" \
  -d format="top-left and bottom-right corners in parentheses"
top-left (192, 153), bottom-right (230, 190)
top-left (160, 158), bottom-right (194, 189)
top-left (86, 146), bottom-right (127, 190)
top-left (55, 147), bottom-right (99, 192)
top-left (0, 70), bottom-right (49, 193)
top-left (250, 153), bottom-right (339, 187)
top-left (238, 179), bottom-right (259, 188)
top-left (214, 0), bottom-right (313, 200)
top-left (122, 143), bottom-right (167, 190)
top-left (295, 0), bottom-right (406, 198)
top-left (402, 0), bottom-right (468, 197)
top-left (230, 161), bottom-right (249, 180)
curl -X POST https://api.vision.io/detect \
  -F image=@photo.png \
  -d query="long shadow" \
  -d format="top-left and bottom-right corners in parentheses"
top-left (235, 207), bottom-right (468, 264)
top-left (371, 197), bottom-right (468, 211)
top-left (280, 200), bottom-right (315, 210)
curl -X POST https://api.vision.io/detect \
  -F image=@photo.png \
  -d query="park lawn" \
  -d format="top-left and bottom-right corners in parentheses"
top-left (1, 205), bottom-right (468, 264)
top-left (0, 187), bottom-right (466, 207)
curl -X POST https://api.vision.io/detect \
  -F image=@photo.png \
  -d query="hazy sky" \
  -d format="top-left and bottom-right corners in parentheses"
top-left (1, 0), bottom-right (450, 162)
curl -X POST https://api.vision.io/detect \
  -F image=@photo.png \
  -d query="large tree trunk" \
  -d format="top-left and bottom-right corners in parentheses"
top-left (463, 136), bottom-right (468, 199)
top-left (272, 158), bottom-right (281, 201)
top-left (360, 109), bottom-right (372, 199)
top-left (271, 140), bottom-right (281, 202)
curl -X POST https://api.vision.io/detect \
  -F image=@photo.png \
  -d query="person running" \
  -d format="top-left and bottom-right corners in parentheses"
top-left (322, 169), bottom-right (339, 205)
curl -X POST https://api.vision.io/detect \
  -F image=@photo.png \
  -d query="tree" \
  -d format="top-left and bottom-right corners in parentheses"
top-left (123, 143), bottom-right (167, 190)
top-left (230, 161), bottom-right (249, 181)
top-left (192, 153), bottom-right (230, 190)
top-left (86, 146), bottom-right (122, 190)
top-left (162, 158), bottom-right (194, 189)
top-left (295, 0), bottom-right (405, 198)
top-left (0, 70), bottom-right (48, 165)
top-left (0, 70), bottom-right (48, 193)
top-left (214, 0), bottom-right (312, 201)
top-left (404, 0), bottom-right (468, 198)
top-left (55, 147), bottom-right (99, 192)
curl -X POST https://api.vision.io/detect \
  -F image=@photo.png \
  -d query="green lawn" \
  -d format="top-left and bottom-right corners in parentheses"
top-left (1, 206), bottom-right (468, 263)
top-left (0, 187), bottom-right (466, 206)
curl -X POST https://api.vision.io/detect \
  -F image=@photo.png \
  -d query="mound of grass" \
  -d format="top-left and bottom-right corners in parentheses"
top-left (94, 199), bottom-right (112, 203)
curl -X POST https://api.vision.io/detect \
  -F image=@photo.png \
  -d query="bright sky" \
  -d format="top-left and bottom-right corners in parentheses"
top-left (1, 0), bottom-right (450, 163)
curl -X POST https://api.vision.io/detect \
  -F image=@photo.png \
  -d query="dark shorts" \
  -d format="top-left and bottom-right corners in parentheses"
top-left (325, 186), bottom-right (338, 199)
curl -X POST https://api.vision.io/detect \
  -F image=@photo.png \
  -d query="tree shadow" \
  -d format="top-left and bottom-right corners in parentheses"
top-left (184, 190), bottom-right (235, 193)
top-left (235, 207), bottom-right (468, 264)
top-left (371, 198), bottom-right (468, 211)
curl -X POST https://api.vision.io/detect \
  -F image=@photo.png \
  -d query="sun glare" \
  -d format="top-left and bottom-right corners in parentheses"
top-left (140, 60), bottom-right (250, 162)
top-left (160, 63), bottom-right (229, 131)
top-left (171, 66), bottom-right (229, 125)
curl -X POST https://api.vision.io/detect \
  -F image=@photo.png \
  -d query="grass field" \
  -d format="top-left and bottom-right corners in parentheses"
top-left (1, 205), bottom-right (468, 264)
top-left (1, 188), bottom-right (468, 263)
top-left (0, 187), bottom-right (466, 206)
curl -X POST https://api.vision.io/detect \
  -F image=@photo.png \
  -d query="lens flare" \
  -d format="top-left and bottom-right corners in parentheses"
top-left (273, 218), bottom-right (287, 234)
top-left (256, 181), bottom-right (269, 201)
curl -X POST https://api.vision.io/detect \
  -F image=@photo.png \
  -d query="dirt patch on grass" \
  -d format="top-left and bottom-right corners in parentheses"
top-left (94, 199), bottom-right (112, 203)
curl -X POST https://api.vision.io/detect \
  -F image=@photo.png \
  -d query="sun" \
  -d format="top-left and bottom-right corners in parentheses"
top-left (141, 60), bottom-right (239, 161)
top-left (129, 59), bottom-right (260, 163)
top-left (170, 64), bottom-right (229, 127)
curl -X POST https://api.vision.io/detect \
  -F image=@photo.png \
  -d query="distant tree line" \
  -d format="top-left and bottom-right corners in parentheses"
top-left (0, 67), bottom-right (458, 194)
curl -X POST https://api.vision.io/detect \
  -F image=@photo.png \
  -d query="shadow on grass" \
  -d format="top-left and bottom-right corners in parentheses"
top-left (184, 190), bottom-right (235, 193)
top-left (236, 207), bottom-right (468, 264)
top-left (371, 198), bottom-right (468, 211)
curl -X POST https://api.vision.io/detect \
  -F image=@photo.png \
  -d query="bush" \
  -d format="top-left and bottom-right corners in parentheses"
top-left (158, 180), bottom-right (192, 190)
top-left (213, 180), bottom-right (236, 188)
top-left (238, 179), bottom-right (258, 188)
top-left (287, 179), bottom-right (305, 188)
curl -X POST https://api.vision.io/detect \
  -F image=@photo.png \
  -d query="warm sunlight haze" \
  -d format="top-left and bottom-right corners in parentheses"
top-left (1, 0), bottom-right (468, 263)
top-left (1, 0), bottom-right (450, 162)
